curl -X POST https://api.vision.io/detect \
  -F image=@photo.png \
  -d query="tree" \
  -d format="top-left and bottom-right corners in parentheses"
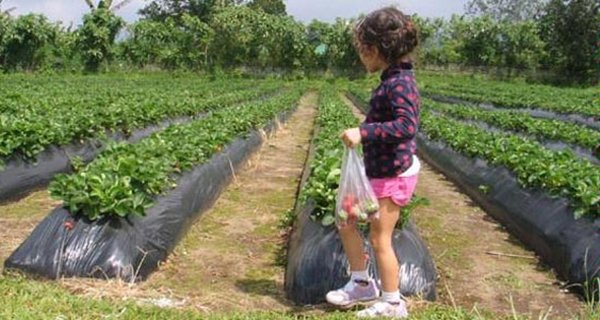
top-left (305, 20), bottom-right (332, 69)
top-left (77, 1), bottom-right (126, 72)
top-left (209, 6), bottom-right (306, 69)
top-left (247, 0), bottom-right (286, 16)
top-left (139, 0), bottom-right (242, 23)
top-left (122, 18), bottom-right (173, 67)
top-left (539, 0), bottom-right (600, 84)
top-left (414, 15), bottom-right (464, 66)
top-left (465, 0), bottom-right (546, 21)
top-left (124, 14), bottom-right (213, 69)
top-left (453, 15), bottom-right (502, 67)
top-left (0, 14), bottom-right (10, 66)
top-left (304, 18), bottom-right (359, 71)
top-left (49, 25), bottom-right (79, 70)
top-left (495, 20), bottom-right (545, 72)
top-left (2, 14), bottom-right (58, 70)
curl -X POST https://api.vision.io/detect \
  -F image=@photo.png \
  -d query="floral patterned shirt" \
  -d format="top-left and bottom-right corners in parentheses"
top-left (359, 63), bottom-right (421, 179)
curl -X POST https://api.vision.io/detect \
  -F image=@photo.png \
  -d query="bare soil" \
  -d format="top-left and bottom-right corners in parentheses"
top-left (145, 93), bottom-right (316, 312)
top-left (0, 191), bottom-right (60, 263)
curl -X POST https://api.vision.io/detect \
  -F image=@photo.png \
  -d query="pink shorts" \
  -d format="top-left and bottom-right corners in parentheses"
top-left (369, 175), bottom-right (418, 207)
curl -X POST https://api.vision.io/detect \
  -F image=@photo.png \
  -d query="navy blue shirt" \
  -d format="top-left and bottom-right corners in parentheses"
top-left (359, 63), bottom-right (421, 179)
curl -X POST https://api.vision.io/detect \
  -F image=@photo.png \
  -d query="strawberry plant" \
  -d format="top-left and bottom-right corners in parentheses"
top-left (420, 110), bottom-right (600, 218)
top-left (49, 87), bottom-right (306, 220)
top-left (298, 85), bottom-right (358, 225)
top-left (0, 74), bottom-right (280, 166)
top-left (418, 71), bottom-right (599, 117)
top-left (424, 98), bottom-right (600, 151)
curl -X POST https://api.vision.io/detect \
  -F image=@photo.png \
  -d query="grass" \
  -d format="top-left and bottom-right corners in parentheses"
top-left (0, 190), bottom-right (59, 219)
top-left (0, 273), bottom-right (532, 320)
top-left (8, 270), bottom-right (596, 320)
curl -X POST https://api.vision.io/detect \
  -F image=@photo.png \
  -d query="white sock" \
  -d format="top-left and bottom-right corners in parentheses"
top-left (350, 270), bottom-right (370, 282)
top-left (382, 290), bottom-right (401, 303)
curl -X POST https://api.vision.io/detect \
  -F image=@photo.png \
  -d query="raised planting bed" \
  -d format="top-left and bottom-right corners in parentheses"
top-left (417, 110), bottom-right (600, 299)
top-left (425, 94), bottom-right (600, 132)
top-left (0, 84), bottom-right (279, 203)
top-left (422, 99), bottom-right (600, 165)
top-left (419, 71), bottom-right (599, 119)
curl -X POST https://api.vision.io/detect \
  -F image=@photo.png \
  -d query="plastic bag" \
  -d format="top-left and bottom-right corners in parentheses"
top-left (335, 148), bottom-right (379, 227)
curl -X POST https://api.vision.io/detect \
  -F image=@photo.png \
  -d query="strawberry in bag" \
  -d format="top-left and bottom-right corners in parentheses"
top-left (336, 148), bottom-right (379, 227)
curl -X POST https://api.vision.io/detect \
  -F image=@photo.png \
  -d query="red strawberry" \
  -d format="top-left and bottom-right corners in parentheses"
top-left (64, 220), bottom-right (74, 231)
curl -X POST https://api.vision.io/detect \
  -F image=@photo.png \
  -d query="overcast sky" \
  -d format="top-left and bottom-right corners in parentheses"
top-left (2, 0), bottom-right (469, 27)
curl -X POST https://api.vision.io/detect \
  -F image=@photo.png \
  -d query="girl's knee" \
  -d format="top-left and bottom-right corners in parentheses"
top-left (369, 233), bottom-right (392, 252)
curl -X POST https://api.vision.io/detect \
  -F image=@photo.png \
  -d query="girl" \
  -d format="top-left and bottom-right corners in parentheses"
top-left (326, 7), bottom-right (421, 319)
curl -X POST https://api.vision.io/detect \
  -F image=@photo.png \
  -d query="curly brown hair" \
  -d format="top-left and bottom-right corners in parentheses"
top-left (354, 7), bottom-right (419, 64)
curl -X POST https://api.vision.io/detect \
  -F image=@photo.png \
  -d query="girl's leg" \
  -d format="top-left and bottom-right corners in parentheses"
top-left (369, 197), bottom-right (401, 293)
top-left (355, 197), bottom-right (410, 317)
top-left (338, 225), bottom-right (366, 271)
top-left (355, 198), bottom-right (408, 317)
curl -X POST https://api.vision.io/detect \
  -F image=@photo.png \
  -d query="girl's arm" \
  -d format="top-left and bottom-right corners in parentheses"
top-left (359, 84), bottom-right (418, 144)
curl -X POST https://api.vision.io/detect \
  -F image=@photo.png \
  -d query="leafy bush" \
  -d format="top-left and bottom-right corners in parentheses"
top-left (77, 8), bottom-right (124, 72)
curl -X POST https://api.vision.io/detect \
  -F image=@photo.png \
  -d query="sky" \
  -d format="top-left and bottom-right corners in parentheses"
top-left (2, 0), bottom-right (469, 27)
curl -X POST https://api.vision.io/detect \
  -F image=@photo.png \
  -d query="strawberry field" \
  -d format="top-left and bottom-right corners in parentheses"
top-left (0, 72), bottom-right (598, 320)
top-left (1, 0), bottom-right (599, 317)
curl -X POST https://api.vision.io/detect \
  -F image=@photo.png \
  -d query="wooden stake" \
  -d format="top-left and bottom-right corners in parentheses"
top-left (486, 251), bottom-right (536, 260)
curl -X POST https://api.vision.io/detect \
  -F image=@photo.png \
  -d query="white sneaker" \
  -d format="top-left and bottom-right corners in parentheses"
top-left (325, 278), bottom-right (380, 308)
top-left (356, 300), bottom-right (409, 318)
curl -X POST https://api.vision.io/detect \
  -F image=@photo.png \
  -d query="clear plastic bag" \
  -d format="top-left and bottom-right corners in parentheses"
top-left (335, 148), bottom-right (380, 227)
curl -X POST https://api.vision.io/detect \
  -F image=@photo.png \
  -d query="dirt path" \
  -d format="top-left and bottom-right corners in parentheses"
top-left (0, 191), bottom-right (59, 264)
top-left (341, 95), bottom-right (584, 319)
top-left (122, 93), bottom-right (316, 313)
top-left (412, 166), bottom-right (584, 319)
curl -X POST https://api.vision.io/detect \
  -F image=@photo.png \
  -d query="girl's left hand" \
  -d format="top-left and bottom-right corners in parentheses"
top-left (340, 128), bottom-right (362, 148)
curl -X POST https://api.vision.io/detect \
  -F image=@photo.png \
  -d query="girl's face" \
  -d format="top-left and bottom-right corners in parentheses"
top-left (357, 44), bottom-right (387, 73)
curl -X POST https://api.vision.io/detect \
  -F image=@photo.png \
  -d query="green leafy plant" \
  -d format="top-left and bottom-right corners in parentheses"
top-left (298, 85), bottom-right (357, 225)
top-left (77, 3), bottom-right (124, 72)
top-left (0, 74), bottom-right (278, 165)
top-left (49, 85), bottom-right (305, 220)
top-left (420, 110), bottom-right (600, 218)
top-left (418, 71), bottom-right (599, 117)
top-left (424, 98), bottom-right (600, 150)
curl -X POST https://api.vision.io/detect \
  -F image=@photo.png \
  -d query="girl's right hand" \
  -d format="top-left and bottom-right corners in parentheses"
top-left (340, 128), bottom-right (362, 148)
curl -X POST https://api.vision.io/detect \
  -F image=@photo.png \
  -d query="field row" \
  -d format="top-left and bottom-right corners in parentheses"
top-left (419, 71), bottom-right (599, 117)
top-left (423, 98), bottom-right (600, 151)
top-left (347, 83), bottom-right (599, 158)
top-left (298, 86), bottom-right (359, 225)
top-left (0, 75), bottom-right (279, 163)
top-left (421, 110), bottom-right (600, 218)
top-left (50, 87), bottom-right (304, 220)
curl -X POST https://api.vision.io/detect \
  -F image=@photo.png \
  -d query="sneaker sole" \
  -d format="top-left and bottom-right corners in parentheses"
top-left (331, 297), bottom-right (379, 310)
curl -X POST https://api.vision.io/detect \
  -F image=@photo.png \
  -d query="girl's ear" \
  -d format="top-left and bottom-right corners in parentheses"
top-left (365, 46), bottom-right (387, 69)
top-left (363, 45), bottom-right (379, 59)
